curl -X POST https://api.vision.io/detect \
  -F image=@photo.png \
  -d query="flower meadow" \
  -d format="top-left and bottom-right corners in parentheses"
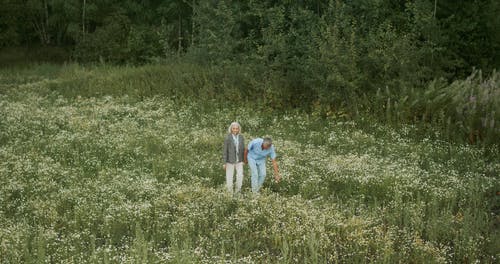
top-left (1, 66), bottom-right (499, 263)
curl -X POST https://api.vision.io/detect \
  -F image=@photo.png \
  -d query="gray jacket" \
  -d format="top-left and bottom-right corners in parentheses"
top-left (223, 133), bottom-right (245, 164)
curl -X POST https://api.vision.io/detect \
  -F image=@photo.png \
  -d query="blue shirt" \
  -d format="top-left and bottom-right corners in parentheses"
top-left (247, 138), bottom-right (277, 161)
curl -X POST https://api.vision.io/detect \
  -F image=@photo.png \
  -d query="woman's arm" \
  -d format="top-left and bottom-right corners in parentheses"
top-left (222, 136), bottom-right (229, 167)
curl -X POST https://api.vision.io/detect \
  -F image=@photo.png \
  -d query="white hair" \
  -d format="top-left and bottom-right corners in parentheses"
top-left (228, 122), bottom-right (241, 133)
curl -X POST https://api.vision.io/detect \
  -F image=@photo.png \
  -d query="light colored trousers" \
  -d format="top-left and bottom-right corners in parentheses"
top-left (248, 158), bottom-right (266, 193)
top-left (226, 162), bottom-right (244, 194)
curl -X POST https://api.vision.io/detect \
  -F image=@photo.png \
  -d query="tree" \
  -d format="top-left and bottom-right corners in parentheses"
top-left (0, 0), bottom-right (25, 46)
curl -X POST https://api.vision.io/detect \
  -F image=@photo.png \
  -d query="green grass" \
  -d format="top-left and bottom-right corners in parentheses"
top-left (0, 46), bottom-right (70, 68)
top-left (0, 64), bottom-right (499, 263)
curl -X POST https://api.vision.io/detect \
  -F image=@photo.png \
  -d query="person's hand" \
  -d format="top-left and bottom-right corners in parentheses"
top-left (223, 164), bottom-right (226, 170)
top-left (274, 172), bottom-right (281, 183)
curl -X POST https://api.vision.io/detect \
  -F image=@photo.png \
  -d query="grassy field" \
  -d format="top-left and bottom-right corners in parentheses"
top-left (0, 64), bottom-right (499, 263)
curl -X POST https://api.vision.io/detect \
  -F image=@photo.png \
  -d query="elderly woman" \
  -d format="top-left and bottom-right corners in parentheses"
top-left (223, 122), bottom-right (245, 194)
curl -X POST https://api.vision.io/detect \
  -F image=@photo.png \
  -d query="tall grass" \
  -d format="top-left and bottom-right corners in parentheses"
top-left (2, 62), bottom-right (497, 145)
top-left (369, 70), bottom-right (500, 145)
top-left (0, 64), bottom-right (498, 262)
top-left (0, 62), bottom-right (262, 106)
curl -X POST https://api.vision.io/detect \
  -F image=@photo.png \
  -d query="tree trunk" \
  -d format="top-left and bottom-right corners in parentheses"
top-left (191, 0), bottom-right (195, 46)
top-left (178, 14), bottom-right (182, 56)
top-left (44, 0), bottom-right (50, 44)
top-left (82, 0), bottom-right (86, 39)
top-left (434, 0), bottom-right (437, 18)
top-left (30, 0), bottom-right (50, 46)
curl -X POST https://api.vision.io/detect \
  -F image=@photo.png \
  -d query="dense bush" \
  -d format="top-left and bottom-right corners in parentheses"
top-left (370, 70), bottom-right (500, 145)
